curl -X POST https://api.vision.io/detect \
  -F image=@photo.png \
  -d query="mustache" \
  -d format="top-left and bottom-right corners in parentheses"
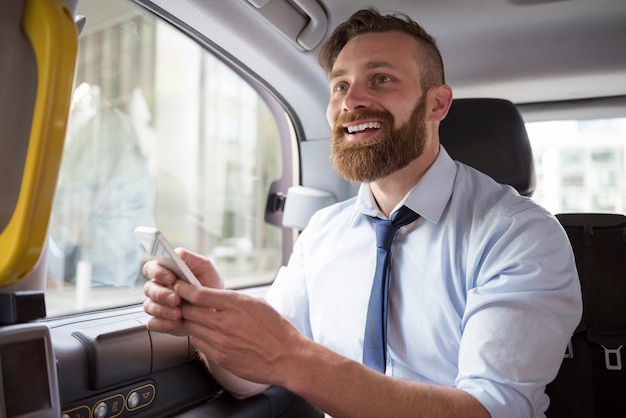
top-left (333, 109), bottom-right (394, 130)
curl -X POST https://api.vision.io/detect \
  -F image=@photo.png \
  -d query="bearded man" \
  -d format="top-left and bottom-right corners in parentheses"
top-left (143, 8), bottom-right (582, 418)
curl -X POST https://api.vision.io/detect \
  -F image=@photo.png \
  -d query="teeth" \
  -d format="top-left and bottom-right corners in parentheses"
top-left (346, 121), bottom-right (382, 133)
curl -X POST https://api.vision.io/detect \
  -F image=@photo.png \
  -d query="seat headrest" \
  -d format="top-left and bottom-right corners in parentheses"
top-left (439, 98), bottom-right (536, 196)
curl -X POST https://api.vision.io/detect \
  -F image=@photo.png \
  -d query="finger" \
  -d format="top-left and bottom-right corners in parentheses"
top-left (143, 298), bottom-right (186, 332)
top-left (180, 303), bottom-right (222, 331)
top-left (144, 279), bottom-right (182, 307)
top-left (142, 259), bottom-right (177, 286)
top-left (174, 281), bottom-right (236, 311)
top-left (143, 297), bottom-right (183, 321)
top-left (144, 312), bottom-right (186, 335)
top-left (175, 248), bottom-right (225, 289)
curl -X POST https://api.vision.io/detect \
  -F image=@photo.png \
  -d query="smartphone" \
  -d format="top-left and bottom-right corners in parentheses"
top-left (134, 226), bottom-right (201, 286)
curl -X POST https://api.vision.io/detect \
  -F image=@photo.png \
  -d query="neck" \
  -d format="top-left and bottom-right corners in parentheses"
top-left (370, 144), bottom-right (439, 217)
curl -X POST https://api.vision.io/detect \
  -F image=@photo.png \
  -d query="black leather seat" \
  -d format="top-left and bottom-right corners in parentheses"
top-left (439, 98), bottom-right (536, 196)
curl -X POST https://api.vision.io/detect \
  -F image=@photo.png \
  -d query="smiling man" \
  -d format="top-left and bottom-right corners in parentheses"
top-left (143, 8), bottom-right (582, 418)
top-left (328, 34), bottom-right (431, 177)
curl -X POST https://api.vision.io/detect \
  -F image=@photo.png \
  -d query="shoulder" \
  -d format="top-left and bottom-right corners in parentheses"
top-left (306, 196), bottom-right (361, 231)
top-left (450, 161), bottom-right (564, 237)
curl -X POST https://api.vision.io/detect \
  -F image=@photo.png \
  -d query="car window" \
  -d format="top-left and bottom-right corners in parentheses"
top-left (45, 0), bottom-right (291, 315)
top-left (527, 117), bottom-right (626, 214)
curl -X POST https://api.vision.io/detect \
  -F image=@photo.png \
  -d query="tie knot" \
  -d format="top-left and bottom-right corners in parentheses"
top-left (371, 206), bottom-right (419, 250)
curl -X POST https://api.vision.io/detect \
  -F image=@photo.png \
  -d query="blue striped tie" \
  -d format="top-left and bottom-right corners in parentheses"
top-left (363, 206), bottom-right (419, 373)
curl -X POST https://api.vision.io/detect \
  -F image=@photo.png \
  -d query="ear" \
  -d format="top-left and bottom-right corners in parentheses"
top-left (427, 84), bottom-right (453, 122)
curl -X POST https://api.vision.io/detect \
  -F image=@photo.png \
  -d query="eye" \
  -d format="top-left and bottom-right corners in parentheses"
top-left (333, 81), bottom-right (348, 92)
top-left (375, 75), bottom-right (392, 84)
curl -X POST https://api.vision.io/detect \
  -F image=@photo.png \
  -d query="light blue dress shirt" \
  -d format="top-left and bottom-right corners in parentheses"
top-left (266, 146), bottom-right (582, 418)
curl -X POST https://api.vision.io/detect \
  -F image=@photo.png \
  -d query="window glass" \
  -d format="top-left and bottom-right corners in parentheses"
top-left (45, 0), bottom-right (288, 315)
top-left (527, 117), bottom-right (626, 214)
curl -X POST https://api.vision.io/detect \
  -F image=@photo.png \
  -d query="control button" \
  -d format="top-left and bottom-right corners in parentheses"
top-left (128, 391), bottom-right (140, 408)
top-left (110, 397), bottom-right (123, 416)
top-left (139, 384), bottom-right (155, 406)
top-left (94, 402), bottom-right (107, 418)
top-left (61, 405), bottom-right (90, 418)
top-left (126, 383), bottom-right (156, 411)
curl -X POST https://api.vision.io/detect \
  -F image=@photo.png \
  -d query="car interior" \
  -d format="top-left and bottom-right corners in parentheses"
top-left (1, 0), bottom-right (626, 417)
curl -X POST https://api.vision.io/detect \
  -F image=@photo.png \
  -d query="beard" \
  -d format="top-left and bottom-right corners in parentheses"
top-left (330, 97), bottom-right (427, 183)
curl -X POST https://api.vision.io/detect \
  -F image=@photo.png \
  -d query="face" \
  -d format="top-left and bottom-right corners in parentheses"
top-left (326, 31), bottom-right (429, 182)
top-left (331, 97), bottom-right (427, 183)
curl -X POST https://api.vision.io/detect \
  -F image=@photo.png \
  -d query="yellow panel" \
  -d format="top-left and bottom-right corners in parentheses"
top-left (0, 0), bottom-right (78, 286)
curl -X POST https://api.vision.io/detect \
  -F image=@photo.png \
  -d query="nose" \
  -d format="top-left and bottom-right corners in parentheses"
top-left (342, 82), bottom-right (372, 112)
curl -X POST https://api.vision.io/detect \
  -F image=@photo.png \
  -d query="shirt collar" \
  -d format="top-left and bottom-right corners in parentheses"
top-left (356, 146), bottom-right (457, 224)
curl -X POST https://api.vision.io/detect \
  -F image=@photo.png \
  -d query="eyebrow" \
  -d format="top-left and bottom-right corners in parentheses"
top-left (329, 60), bottom-right (400, 80)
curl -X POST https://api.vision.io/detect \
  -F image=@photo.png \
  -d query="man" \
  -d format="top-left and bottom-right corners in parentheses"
top-left (143, 8), bottom-right (582, 418)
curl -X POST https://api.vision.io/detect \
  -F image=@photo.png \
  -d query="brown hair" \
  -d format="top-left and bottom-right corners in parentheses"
top-left (318, 8), bottom-right (445, 91)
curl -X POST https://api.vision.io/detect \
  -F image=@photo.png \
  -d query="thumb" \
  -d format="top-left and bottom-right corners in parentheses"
top-left (175, 248), bottom-right (225, 289)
